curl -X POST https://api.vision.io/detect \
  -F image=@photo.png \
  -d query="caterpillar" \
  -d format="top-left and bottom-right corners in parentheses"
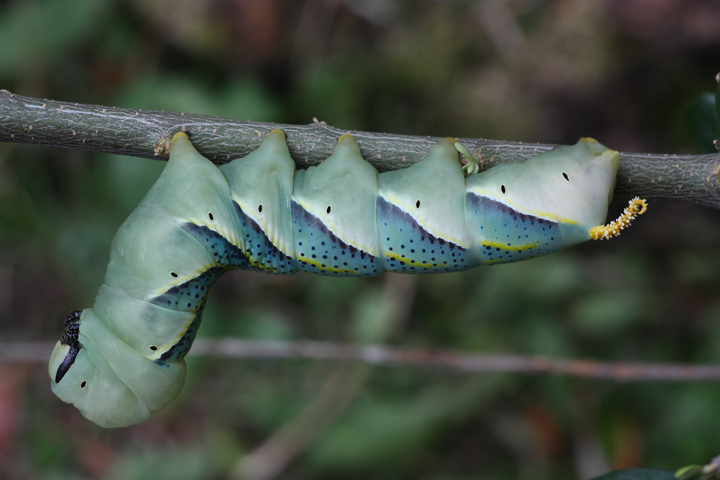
top-left (48, 130), bottom-right (647, 427)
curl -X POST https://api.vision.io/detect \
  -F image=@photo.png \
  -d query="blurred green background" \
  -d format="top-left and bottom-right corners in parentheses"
top-left (1, 1), bottom-right (720, 479)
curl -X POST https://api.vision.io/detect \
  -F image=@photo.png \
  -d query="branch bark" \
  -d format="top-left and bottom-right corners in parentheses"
top-left (4, 340), bottom-right (720, 382)
top-left (2, 90), bottom-right (720, 208)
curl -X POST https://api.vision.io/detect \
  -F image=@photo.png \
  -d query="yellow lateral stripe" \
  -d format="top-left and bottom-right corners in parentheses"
top-left (383, 252), bottom-right (435, 268)
top-left (480, 240), bottom-right (539, 251)
top-left (467, 189), bottom-right (580, 225)
top-left (298, 256), bottom-right (357, 274)
top-left (245, 256), bottom-right (290, 272)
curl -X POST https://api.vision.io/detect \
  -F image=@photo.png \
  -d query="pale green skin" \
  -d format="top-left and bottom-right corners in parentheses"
top-left (49, 134), bottom-right (230, 428)
top-left (378, 138), bottom-right (474, 249)
top-left (465, 138), bottom-right (619, 239)
top-left (49, 132), bottom-right (619, 428)
top-left (291, 135), bottom-right (381, 256)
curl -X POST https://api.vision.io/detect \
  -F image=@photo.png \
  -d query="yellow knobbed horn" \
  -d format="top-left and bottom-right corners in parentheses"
top-left (590, 197), bottom-right (648, 240)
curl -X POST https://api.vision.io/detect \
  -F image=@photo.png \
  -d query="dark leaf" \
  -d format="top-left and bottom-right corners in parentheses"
top-left (687, 93), bottom-right (716, 153)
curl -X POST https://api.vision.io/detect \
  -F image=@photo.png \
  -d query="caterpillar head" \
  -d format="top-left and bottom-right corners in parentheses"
top-left (49, 309), bottom-right (186, 428)
top-left (521, 138), bottom-right (620, 232)
top-left (468, 138), bottom-right (620, 235)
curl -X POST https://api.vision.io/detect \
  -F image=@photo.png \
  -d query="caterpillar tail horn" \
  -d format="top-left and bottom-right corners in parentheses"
top-left (589, 197), bottom-right (648, 240)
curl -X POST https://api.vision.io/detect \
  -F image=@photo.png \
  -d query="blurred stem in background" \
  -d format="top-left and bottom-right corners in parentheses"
top-left (230, 274), bottom-right (416, 480)
top-left (6, 336), bottom-right (720, 381)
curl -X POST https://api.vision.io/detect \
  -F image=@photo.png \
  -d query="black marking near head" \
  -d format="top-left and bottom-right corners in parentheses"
top-left (55, 310), bottom-right (82, 384)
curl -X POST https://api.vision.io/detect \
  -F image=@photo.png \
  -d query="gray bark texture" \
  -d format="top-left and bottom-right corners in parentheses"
top-left (2, 89), bottom-right (720, 208)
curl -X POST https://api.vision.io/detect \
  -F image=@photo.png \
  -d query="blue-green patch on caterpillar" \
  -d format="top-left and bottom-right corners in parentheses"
top-left (377, 196), bottom-right (473, 273)
top-left (292, 200), bottom-right (381, 276)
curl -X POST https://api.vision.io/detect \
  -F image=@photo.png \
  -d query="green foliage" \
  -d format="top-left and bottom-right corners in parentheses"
top-left (120, 75), bottom-right (282, 122)
top-left (105, 446), bottom-right (218, 480)
top-left (0, 0), bottom-right (111, 78)
top-left (591, 469), bottom-right (676, 480)
top-left (687, 93), bottom-right (716, 153)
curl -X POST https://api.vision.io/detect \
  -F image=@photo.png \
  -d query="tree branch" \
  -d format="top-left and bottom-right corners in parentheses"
top-left (2, 90), bottom-right (720, 208)
top-left (5, 340), bottom-right (720, 382)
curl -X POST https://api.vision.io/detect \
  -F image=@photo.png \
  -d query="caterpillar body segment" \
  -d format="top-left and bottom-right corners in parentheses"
top-left (219, 130), bottom-right (297, 273)
top-left (377, 138), bottom-right (476, 272)
top-left (465, 138), bottom-right (620, 264)
top-left (291, 133), bottom-right (382, 275)
top-left (50, 130), bottom-right (643, 427)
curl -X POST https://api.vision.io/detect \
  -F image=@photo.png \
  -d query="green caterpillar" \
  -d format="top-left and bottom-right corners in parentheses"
top-left (48, 131), bottom-right (646, 427)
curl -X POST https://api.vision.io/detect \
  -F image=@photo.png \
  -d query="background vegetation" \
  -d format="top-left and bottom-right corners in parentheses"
top-left (1, 0), bottom-right (720, 479)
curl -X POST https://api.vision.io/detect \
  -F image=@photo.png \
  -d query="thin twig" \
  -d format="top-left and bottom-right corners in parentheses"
top-left (1, 90), bottom-right (720, 207)
top-left (5, 339), bottom-right (720, 382)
